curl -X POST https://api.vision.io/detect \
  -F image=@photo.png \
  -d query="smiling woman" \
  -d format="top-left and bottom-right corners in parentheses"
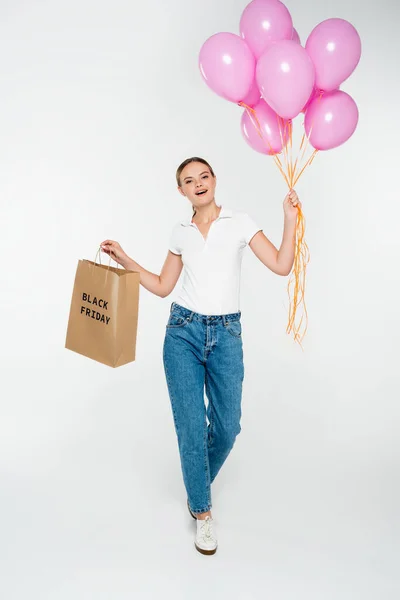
top-left (176, 157), bottom-right (217, 218)
top-left (100, 155), bottom-right (299, 556)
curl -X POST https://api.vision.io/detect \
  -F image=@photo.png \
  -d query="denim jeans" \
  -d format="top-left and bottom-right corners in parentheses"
top-left (163, 302), bottom-right (244, 514)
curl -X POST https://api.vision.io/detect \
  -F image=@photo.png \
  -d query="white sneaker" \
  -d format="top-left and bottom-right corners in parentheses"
top-left (195, 516), bottom-right (218, 555)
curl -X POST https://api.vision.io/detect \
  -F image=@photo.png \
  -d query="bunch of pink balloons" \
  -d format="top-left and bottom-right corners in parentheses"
top-left (198, 0), bottom-right (361, 153)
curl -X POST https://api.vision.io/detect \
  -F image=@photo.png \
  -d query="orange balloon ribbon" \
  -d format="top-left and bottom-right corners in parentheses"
top-left (239, 101), bottom-right (319, 348)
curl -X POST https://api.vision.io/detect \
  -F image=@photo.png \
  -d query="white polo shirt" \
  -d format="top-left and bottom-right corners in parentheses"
top-left (168, 206), bottom-right (262, 315)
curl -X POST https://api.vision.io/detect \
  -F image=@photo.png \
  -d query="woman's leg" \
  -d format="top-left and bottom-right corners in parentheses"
top-left (163, 317), bottom-right (212, 515)
top-left (205, 318), bottom-right (244, 484)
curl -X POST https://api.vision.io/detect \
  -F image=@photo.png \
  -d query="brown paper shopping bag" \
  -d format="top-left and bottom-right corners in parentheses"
top-left (65, 248), bottom-right (140, 367)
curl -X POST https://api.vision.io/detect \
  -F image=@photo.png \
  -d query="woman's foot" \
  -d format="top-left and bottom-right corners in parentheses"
top-left (196, 510), bottom-right (212, 520)
top-left (195, 516), bottom-right (218, 555)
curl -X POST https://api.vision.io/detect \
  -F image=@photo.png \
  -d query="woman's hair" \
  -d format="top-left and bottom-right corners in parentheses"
top-left (176, 157), bottom-right (216, 218)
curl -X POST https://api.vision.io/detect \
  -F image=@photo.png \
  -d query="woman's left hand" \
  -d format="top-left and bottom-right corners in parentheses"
top-left (283, 189), bottom-right (301, 222)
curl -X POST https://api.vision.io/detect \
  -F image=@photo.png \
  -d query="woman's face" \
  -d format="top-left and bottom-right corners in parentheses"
top-left (178, 162), bottom-right (217, 209)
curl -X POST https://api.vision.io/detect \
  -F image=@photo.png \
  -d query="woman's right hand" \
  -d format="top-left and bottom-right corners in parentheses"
top-left (100, 240), bottom-right (129, 267)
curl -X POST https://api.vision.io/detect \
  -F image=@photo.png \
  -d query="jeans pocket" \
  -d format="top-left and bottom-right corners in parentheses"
top-left (225, 319), bottom-right (242, 338)
top-left (166, 313), bottom-right (189, 328)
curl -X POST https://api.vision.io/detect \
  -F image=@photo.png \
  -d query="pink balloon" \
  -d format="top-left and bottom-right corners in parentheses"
top-left (304, 90), bottom-right (359, 150)
top-left (241, 99), bottom-right (290, 155)
top-left (301, 87), bottom-right (320, 114)
top-left (301, 86), bottom-right (339, 114)
top-left (305, 18), bottom-right (361, 91)
top-left (199, 32), bottom-right (255, 103)
top-left (240, 0), bottom-right (293, 59)
top-left (256, 40), bottom-right (315, 119)
top-left (241, 78), bottom-right (261, 107)
top-left (292, 28), bottom-right (301, 44)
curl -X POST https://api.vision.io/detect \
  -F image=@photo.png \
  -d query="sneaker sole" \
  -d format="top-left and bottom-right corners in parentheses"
top-left (195, 543), bottom-right (217, 555)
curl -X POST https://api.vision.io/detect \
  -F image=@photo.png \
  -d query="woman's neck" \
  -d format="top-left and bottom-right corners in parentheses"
top-left (192, 202), bottom-right (221, 224)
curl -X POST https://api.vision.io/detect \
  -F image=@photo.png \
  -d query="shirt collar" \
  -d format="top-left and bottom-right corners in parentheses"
top-left (180, 206), bottom-right (232, 226)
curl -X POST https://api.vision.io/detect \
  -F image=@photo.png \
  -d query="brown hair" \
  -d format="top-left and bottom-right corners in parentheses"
top-left (176, 157), bottom-right (216, 218)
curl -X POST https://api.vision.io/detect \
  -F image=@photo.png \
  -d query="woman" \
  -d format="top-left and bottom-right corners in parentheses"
top-left (100, 157), bottom-right (300, 556)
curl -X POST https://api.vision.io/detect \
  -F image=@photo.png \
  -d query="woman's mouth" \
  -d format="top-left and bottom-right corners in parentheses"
top-left (195, 190), bottom-right (207, 196)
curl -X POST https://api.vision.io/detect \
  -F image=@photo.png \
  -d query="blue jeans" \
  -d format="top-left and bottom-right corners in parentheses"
top-left (163, 302), bottom-right (244, 514)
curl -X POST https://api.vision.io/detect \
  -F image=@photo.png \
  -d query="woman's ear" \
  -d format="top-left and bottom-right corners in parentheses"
top-left (178, 186), bottom-right (186, 197)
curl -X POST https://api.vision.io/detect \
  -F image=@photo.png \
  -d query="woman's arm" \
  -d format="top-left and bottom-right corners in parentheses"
top-left (248, 190), bottom-right (300, 276)
top-left (123, 251), bottom-right (183, 298)
top-left (249, 228), bottom-right (293, 276)
top-left (100, 239), bottom-right (183, 297)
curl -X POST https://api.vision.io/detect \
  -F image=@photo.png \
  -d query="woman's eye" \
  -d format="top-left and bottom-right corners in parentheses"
top-left (202, 175), bottom-right (209, 179)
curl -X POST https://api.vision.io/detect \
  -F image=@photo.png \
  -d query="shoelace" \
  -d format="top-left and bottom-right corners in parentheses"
top-left (199, 517), bottom-right (216, 542)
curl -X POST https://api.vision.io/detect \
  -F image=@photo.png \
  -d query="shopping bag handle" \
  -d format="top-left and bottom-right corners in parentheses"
top-left (93, 245), bottom-right (121, 270)
top-left (87, 246), bottom-right (121, 286)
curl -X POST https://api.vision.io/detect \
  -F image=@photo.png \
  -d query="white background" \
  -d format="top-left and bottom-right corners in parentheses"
top-left (1, 0), bottom-right (399, 598)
